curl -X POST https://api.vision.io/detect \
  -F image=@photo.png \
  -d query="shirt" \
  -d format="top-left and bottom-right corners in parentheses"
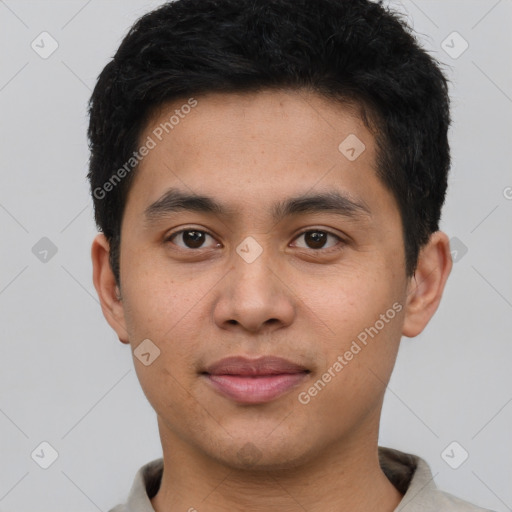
top-left (109, 446), bottom-right (495, 511)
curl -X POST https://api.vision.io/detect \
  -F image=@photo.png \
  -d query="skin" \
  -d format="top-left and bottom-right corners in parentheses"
top-left (92, 89), bottom-right (452, 512)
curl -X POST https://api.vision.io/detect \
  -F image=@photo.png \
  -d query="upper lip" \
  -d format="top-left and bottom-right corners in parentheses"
top-left (203, 356), bottom-right (309, 376)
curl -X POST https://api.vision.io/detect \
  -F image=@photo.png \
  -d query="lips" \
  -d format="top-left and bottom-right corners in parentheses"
top-left (204, 356), bottom-right (309, 376)
top-left (202, 356), bottom-right (310, 404)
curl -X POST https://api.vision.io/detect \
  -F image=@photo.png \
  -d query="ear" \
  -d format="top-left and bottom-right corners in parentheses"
top-left (91, 233), bottom-right (130, 344)
top-left (402, 230), bottom-right (453, 338)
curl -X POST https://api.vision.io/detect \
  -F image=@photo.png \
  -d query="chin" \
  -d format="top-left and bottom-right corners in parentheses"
top-left (211, 431), bottom-right (320, 473)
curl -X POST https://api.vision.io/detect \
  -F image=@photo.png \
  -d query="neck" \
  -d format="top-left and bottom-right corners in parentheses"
top-left (151, 418), bottom-right (403, 512)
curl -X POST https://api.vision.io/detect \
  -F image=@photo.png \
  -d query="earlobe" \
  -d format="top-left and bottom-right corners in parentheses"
top-left (402, 231), bottom-right (453, 338)
top-left (91, 233), bottom-right (130, 344)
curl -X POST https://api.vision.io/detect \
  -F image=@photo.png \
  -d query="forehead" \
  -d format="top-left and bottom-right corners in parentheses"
top-left (144, 89), bottom-right (371, 166)
top-left (124, 89), bottom-right (395, 226)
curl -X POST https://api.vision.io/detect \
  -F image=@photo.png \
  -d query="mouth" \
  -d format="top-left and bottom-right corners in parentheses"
top-left (201, 356), bottom-right (310, 404)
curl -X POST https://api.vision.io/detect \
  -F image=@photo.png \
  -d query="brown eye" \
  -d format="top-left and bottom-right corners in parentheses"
top-left (304, 231), bottom-right (327, 249)
top-left (292, 230), bottom-right (343, 251)
top-left (168, 229), bottom-right (219, 249)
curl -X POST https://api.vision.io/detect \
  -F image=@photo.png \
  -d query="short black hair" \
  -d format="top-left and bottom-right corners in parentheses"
top-left (87, 0), bottom-right (451, 287)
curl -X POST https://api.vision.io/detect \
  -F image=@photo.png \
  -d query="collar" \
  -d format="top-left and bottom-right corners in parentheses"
top-left (114, 446), bottom-right (491, 512)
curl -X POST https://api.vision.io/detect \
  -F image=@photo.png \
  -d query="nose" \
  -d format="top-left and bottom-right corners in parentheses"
top-left (212, 243), bottom-right (296, 335)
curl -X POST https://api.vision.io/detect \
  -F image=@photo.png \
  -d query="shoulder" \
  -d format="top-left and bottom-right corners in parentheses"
top-left (417, 488), bottom-right (495, 512)
top-left (107, 458), bottom-right (164, 512)
top-left (398, 476), bottom-right (496, 512)
top-left (378, 446), bottom-right (495, 512)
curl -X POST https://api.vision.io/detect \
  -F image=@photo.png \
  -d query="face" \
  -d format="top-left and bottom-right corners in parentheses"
top-left (100, 89), bottom-right (416, 469)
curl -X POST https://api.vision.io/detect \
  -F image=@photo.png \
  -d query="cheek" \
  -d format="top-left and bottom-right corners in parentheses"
top-left (303, 265), bottom-right (401, 339)
top-left (120, 269), bottom-right (208, 406)
top-left (120, 248), bottom-right (206, 338)
top-left (301, 267), bottom-right (404, 395)
top-left (300, 316), bottom-right (403, 437)
top-left (124, 280), bottom-right (205, 422)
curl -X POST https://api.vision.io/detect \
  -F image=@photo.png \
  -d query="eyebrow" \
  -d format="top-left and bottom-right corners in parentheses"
top-left (143, 187), bottom-right (371, 225)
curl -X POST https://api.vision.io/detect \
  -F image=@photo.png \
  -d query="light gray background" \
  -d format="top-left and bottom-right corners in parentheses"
top-left (0, 0), bottom-right (511, 510)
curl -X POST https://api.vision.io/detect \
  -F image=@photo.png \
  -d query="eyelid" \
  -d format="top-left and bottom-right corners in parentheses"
top-left (165, 227), bottom-right (221, 249)
top-left (290, 227), bottom-right (346, 251)
top-left (292, 227), bottom-right (346, 241)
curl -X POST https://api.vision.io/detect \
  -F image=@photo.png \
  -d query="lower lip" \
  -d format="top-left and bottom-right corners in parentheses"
top-left (204, 373), bottom-right (309, 404)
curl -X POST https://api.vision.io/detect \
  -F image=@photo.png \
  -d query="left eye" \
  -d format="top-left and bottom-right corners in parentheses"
top-left (291, 230), bottom-right (342, 250)
top-left (167, 229), bottom-right (220, 250)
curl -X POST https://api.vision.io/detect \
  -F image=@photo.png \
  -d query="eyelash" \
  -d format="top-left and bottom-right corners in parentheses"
top-left (164, 227), bottom-right (346, 253)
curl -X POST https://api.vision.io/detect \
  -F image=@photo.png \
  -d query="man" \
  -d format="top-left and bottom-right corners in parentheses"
top-left (87, 0), bottom-right (494, 510)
